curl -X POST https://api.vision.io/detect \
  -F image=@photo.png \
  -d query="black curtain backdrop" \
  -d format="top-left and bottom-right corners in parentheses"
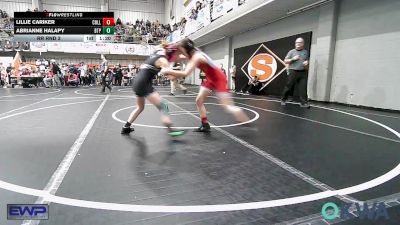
top-left (234, 32), bottom-right (312, 98)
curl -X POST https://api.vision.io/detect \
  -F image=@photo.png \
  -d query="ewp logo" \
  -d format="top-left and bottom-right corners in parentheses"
top-left (7, 204), bottom-right (49, 220)
top-left (241, 44), bottom-right (287, 90)
top-left (322, 202), bottom-right (389, 221)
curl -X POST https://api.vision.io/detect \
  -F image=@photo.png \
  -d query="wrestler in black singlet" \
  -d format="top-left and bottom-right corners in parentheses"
top-left (133, 49), bottom-right (165, 97)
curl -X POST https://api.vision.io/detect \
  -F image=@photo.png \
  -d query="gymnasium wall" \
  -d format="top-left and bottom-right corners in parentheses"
top-left (199, 6), bottom-right (319, 91)
top-left (330, 0), bottom-right (400, 110)
top-left (110, 0), bottom-right (165, 24)
top-left (0, 0), bottom-right (31, 17)
top-left (42, 0), bottom-right (165, 23)
top-left (1, 0), bottom-right (165, 24)
top-left (42, 0), bottom-right (101, 12)
top-left (164, 0), bottom-right (185, 26)
top-left (198, 0), bottom-right (400, 110)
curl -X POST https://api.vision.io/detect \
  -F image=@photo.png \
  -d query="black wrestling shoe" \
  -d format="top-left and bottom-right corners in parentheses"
top-left (300, 103), bottom-right (311, 109)
top-left (193, 122), bottom-right (211, 133)
top-left (183, 89), bottom-right (187, 95)
top-left (121, 126), bottom-right (134, 134)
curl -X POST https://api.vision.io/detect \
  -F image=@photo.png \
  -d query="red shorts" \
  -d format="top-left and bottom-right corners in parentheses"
top-left (201, 79), bottom-right (227, 93)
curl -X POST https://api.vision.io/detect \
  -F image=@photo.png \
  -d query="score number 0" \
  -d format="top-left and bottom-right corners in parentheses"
top-left (102, 18), bottom-right (115, 35)
top-left (103, 18), bottom-right (115, 26)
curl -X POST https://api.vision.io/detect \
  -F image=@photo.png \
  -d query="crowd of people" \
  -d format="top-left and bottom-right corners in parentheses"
top-left (0, 0), bottom-right (249, 47)
top-left (0, 10), bottom-right (13, 32)
top-left (0, 59), bottom-right (141, 89)
top-left (0, 0), bottom-right (248, 45)
top-left (0, 8), bottom-right (174, 45)
top-left (114, 18), bottom-right (173, 44)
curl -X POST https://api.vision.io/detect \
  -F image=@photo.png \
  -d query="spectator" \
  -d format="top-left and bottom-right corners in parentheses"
top-left (43, 70), bottom-right (53, 88)
top-left (238, 76), bottom-right (259, 95)
top-left (101, 69), bottom-right (112, 93)
top-left (114, 64), bottom-right (123, 86)
top-left (50, 59), bottom-right (62, 88)
top-left (169, 62), bottom-right (187, 96)
top-left (146, 19), bottom-right (151, 28)
top-left (68, 73), bottom-right (79, 87)
top-left (122, 69), bottom-right (130, 86)
top-left (219, 64), bottom-right (226, 77)
top-left (0, 62), bottom-right (5, 87)
top-left (230, 65), bottom-right (236, 91)
top-left (80, 63), bottom-right (90, 86)
top-left (62, 63), bottom-right (69, 86)
top-left (95, 66), bottom-right (102, 85)
top-left (88, 67), bottom-right (95, 86)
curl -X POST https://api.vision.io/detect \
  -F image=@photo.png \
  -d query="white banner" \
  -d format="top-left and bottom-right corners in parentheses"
top-left (227, 0), bottom-right (239, 11)
top-left (109, 43), bottom-right (123, 55)
top-left (196, 4), bottom-right (211, 29)
top-left (168, 30), bottom-right (184, 43)
top-left (124, 44), bottom-right (136, 55)
top-left (80, 42), bottom-right (97, 54)
top-left (46, 42), bottom-right (63, 52)
top-left (30, 42), bottom-right (47, 52)
top-left (94, 43), bottom-right (110, 54)
top-left (184, 0), bottom-right (197, 19)
top-left (212, 0), bottom-right (238, 20)
top-left (63, 42), bottom-right (84, 53)
top-left (29, 42), bottom-right (155, 55)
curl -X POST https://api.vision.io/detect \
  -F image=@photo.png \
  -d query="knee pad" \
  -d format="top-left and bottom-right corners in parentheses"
top-left (157, 99), bottom-right (170, 115)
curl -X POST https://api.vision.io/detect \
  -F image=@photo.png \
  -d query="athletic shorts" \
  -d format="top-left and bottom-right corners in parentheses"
top-left (132, 69), bottom-right (155, 97)
top-left (201, 79), bottom-right (227, 93)
top-left (133, 81), bottom-right (154, 97)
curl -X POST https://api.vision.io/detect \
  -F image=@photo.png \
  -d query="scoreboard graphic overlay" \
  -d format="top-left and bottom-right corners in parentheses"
top-left (13, 12), bottom-right (115, 42)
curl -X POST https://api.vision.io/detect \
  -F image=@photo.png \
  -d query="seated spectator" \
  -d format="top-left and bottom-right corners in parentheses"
top-left (238, 76), bottom-right (259, 95)
top-left (68, 73), bottom-right (79, 87)
top-left (122, 69), bottom-right (130, 86)
top-left (43, 71), bottom-right (53, 88)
